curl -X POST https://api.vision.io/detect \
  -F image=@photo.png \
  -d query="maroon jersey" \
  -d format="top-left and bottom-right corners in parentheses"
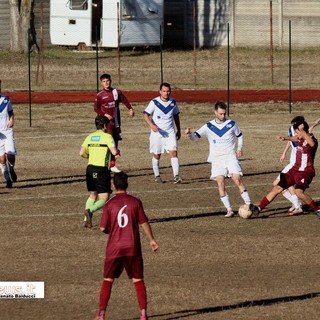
top-left (94, 88), bottom-right (132, 133)
top-left (100, 193), bottom-right (148, 259)
top-left (292, 134), bottom-right (318, 172)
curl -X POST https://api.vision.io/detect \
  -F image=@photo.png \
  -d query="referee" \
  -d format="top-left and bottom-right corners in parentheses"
top-left (80, 115), bottom-right (120, 228)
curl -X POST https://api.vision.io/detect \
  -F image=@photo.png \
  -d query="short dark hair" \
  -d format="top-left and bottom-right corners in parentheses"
top-left (113, 171), bottom-right (128, 191)
top-left (160, 82), bottom-right (171, 90)
top-left (291, 115), bottom-right (305, 125)
top-left (95, 115), bottom-right (109, 130)
top-left (100, 73), bottom-right (112, 81)
top-left (293, 120), bottom-right (309, 132)
top-left (214, 101), bottom-right (227, 110)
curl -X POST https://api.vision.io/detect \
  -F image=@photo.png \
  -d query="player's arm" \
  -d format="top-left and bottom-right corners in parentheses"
top-left (110, 146), bottom-right (121, 158)
top-left (7, 110), bottom-right (14, 128)
top-left (93, 98), bottom-right (105, 117)
top-left (79, 146), bottom-right (89, 158)
top-left (185, 128), bottom-right (201, 141)
top-left (279, 141), bottom-right (291, 163)
top-left (236, 133), bottom-right (243, 157)
top-left (143, 111), bottom-right (159, 132)
top-left (309, 117), bottom-right (320, 133)
top-left (300, 130), bottom-right (316, 147)
top-left (141, 222), bottom-right (159, 252)
top-left (174, 113), bottom-right (181, 140)
top-left (278, 135), bottom-right (299, 142)
top-left (119, 90), bottom-right (134, 117)
top-left (100, 207), bottom-right (109, 233)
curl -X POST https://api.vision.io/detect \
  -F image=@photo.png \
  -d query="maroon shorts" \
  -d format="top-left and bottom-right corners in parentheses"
top-left (279, 169), bottom-right (315, 191)
top-left (103, 255), bottom-right (144, 279)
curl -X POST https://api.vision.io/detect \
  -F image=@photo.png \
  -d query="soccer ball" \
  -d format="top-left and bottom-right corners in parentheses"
top-left (238, 204), bottom-right (252, 219)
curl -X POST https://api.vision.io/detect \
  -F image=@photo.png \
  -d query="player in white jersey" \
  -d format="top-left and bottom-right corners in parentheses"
top-left (143, 82), bottom-right (182, 184)
top-left (185, 101), bottom-right (251, 217)
top-left (272, 116), bottom-right (305, 215)
top-left (0, 95), bottom-right (17, 188)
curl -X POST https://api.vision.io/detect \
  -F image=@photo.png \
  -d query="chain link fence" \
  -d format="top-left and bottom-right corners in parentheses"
top-left (0, 0), bottom-right (319, 93)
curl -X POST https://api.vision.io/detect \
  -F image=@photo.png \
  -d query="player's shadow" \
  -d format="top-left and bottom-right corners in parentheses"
top-left (140, 291), bottom-right (320, 319)
top-left (150, 211), bottom-right (218, 223)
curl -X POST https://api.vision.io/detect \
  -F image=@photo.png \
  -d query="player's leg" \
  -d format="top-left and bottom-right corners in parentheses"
top-left (294, 178), bottom-right (319, 215)
top-left (4, 130), bottom-right (17, 184)
top-left (96, 258), bottom-right (124, 319)
top-left (167, 133), bottom-right (181, 183)
top-left (6, 154), bottom-right (17, 182)
top-left (169, 150), bottom-right (182, 184)
top-left (110, 131), bottom-right (121, 173)
top-left (283, 186), bottom-right (302, 214)
top-left (83, 191), bottom-right (97, 228)
top-left (96, 278), bottom-right (113, 320)
top-left (215, 175), bottom-right (234, 217)
top-left (133, 279), bottom-right (148, 320)
top-left (150, 133), bottom-right (163, 182)
top-left (251, 172), bottom-right (294, 215)
top-left (231, 174), bottom-right (251, 206)
top-left (129, 256), bottom-right (147, 320)
top-left (85, 168), bottom-right (112, 227)
top-left (0, 152), bottom-right (11, 188)
top-left (275, 170), bottom-right (301, 212)
top-left (152, 154), bottom-right (162, 182)
top-left (228, 160), bottom-right (251, 206)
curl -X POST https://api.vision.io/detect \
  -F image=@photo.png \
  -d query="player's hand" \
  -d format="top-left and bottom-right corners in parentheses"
top-left (104, 113), bottom-right (113, 120)
top-left (150, 240), bottom-right (159, 252)
top-left (236, 150), bottom-right (243, 158)
top-left (129, 108), bottom-right (135, 117)
top-left (279, 154), bottom-right (285, 163)
top-left (278, 135), bottom-right (286, 141)
top-left (7, 118), bottom-right (14, 128)
top-left (151, 124), bottom-right (159, 132)
top-left (185, 128), bottom-right (191, 135)
top-left (176, 131), bottom-right (181, 140)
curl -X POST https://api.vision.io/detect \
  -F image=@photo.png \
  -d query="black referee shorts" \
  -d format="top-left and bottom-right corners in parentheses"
top-left (86, 165), bottom-right (112, 194)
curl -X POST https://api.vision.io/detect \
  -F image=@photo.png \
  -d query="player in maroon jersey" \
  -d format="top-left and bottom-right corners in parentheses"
top-left (94, 73), bottom-right (135, 173)
top-left (250, 120), bottom-right (320, 218)
top-left (95, 172), bottom-right (159, 320)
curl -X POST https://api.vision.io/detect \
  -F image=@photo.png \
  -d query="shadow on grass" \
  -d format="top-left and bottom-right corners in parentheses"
top-left (144, 292), bottom-right (320, 319)
top-left (5, 160), bottom-right (279, 189)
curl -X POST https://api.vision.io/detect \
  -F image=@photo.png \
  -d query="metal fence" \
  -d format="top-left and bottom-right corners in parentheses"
top-left (0, 0), bottom-right (319, 93)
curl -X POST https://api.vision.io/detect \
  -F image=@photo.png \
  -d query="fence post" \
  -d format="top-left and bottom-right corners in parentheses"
top-left (289, 20), bottom-right (292, 113)
top-left (227, 22), bottom-right (230, 116)
top-left (95, 26), bottom-right (99, 93)
top-left (28, 28), bottom-right (32, 127)
top-left (160, 24), bottom-right (163, 84)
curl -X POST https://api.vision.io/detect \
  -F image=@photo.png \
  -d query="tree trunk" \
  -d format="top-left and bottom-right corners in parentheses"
top-left (9, 0), bottom-right (32, 52)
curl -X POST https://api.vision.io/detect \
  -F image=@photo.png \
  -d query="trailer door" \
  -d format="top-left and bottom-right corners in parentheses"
top-left (50, 0), bottom-right (92, 47)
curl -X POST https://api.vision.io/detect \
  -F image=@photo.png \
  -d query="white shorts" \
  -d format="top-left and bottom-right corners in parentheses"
top-left (149, 130), bottom-right (177, 154)
top-left (210, 157), bottom-right (242, 180)
top-left (0, 129), bottom-right (17, 156)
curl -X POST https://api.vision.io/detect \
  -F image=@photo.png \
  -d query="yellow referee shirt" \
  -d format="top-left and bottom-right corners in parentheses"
top-left (82, 130), bottom-right (116, 167)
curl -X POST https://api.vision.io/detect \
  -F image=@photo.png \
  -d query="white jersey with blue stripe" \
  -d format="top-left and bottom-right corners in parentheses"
top-left (0, 95), bottom-right (13, 131)
top-left (288, 125), bottom-right (298, 164)
top-left (195, 119), bottom-right (242, 162)
top-left (143, 97), bottom-right (179, 132)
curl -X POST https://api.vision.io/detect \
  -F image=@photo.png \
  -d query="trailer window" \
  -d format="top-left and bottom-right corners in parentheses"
top-left (67, 0), bottom-right (88, 10)
top-left (123, 0), bottom-right (137, 18)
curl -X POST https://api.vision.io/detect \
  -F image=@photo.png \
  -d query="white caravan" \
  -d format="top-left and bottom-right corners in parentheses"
top-left (50, 0), bottom-right (164, 47)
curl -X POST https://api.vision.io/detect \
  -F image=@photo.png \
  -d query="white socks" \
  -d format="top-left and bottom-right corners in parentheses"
top-left (170, 157), bottom-right (179, 177)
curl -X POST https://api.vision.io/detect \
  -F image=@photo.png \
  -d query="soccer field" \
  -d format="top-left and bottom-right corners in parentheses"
top-left (0, 102), bottom-right (320, 320)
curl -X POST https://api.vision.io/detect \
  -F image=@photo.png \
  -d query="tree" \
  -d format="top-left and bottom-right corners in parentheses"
top-left (9, 0), bottom-right (32, 52)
